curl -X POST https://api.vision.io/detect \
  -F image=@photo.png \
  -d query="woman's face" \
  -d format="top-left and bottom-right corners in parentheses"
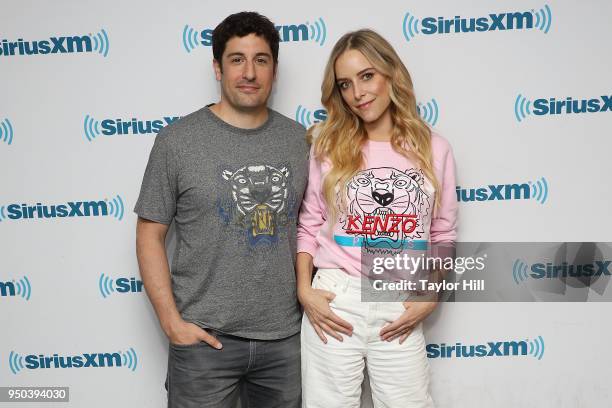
top-left (334, 49), bottom-right (391, 125)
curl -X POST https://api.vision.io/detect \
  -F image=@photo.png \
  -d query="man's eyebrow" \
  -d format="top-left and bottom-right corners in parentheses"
top-left (225, 52), bottom-right (245, 58)
top-left (335, 67), bottom-right (375, 81)
top-left (225, 52), bottom-right (272, 58)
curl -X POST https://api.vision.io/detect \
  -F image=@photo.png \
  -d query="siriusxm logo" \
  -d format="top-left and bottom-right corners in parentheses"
top-left (0, 276), bottom-right (31, 300)
top-left (99, 274), bottom-right (143, 298)
top-left (295, 105), bottom-right (328, 128)
top-left (403, 4), bottom-right (551, 42)
top-left (182, 18), bottom-right (327, 53)
top-left (427, 336), bottom-right (545, 359)
top-left (417, 99), bottom-right (439, 126)
top-left (456, 177), bottom-right (549, 204)
top-left (515, 94), bottom-right (612, 122)
top-left (83, 115), bottom-right (180, 141)
top-left (295, 98), bottom-right (440, 128)
top-left (8, 348), bottom-right (138, 374)
top-left (513, 259), bottom-right (611, 284)
top-left (0, 29), bottom-right (109, 57)
top-left (0, 118), bottom-right (14, 146)
top-left (0, 195), bottom-right (125, 222)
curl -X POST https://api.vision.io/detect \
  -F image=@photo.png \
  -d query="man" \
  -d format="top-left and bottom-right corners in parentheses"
top-left (135, 12), bottom-right (308, 407)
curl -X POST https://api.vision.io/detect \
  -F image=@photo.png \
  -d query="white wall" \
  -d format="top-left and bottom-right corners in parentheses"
top-left (1, 1), bottom-right (611, 406)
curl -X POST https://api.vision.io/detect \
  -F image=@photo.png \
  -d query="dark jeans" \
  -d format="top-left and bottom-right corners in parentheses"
top-left (166, 330), bottom-right (301, 408)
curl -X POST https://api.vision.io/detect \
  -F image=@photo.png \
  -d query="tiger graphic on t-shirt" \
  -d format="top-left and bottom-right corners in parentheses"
top-left (218, 164), bottom-right (296, 247)
top-left (339, 167), bottom-right (431, 251)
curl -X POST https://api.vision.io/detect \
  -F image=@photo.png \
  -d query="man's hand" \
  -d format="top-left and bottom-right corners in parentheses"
top-left (167, 319), bottom-right (223, 349)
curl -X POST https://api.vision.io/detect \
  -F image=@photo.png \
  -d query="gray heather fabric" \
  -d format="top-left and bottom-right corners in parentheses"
top-left (134, 106), bottom-right (308, 339)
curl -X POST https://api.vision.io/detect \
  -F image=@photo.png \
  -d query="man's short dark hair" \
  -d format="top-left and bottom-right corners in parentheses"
top-left (212, 12), bottom-right (280, 67)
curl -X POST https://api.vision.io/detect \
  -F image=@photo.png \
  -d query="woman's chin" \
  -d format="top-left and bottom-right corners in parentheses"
top-left (360, 114), bottom-right (383, 124)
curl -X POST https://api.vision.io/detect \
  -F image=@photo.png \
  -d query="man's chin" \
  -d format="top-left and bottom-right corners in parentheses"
top-left (233, 98), bottom-right (269, 111)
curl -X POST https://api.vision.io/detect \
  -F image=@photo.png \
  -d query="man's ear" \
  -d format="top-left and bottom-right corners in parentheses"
top-left (213, 59), bottom-right (222, 81)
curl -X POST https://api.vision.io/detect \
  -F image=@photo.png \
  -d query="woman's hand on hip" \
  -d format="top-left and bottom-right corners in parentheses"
top-left (299, 287), bottom-right (353, 344)
top-left (379, 301), bottom-right (437, 344)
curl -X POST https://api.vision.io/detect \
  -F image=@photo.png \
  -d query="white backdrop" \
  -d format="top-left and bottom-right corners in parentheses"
top-left (1, 0), bottom-right (611, 407)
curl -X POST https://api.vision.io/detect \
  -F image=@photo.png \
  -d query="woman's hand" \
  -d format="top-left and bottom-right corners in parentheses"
top-left (299, 287), bottom-right (353, 344)
top-left (379, 301), bottom-right (437, 344)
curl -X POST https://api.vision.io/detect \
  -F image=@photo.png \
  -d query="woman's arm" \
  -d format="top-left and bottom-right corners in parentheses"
top-left (296, 252), bottom-right (353, 343)
top-left (296, 147), bottom-right (353, 343)
top-left (380, 134), bottom-right (458, 343)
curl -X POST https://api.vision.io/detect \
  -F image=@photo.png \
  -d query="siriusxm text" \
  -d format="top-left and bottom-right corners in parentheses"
top-left (530, 261), bottom-right (611, 278)
top-left (421, 12), bottom-right (533, 34)
top-left (101, 117), bottom-right (179, 135)
top-left (456, 184), bottom-right (530, 202)
top-left (532, 96), bottom-right (612, 115)
top-left (427, 340), bottom-right (527, 358)
top-left (24, 353), bottom-right (122, 369)
top-left (115, 278), bottom-right (144, 293)
top-left (0, 281), bottom-right (16, 296)
top-left (197, 24), bottom-right (316, 46)
top-left (6, 201), bottom-right (108, 220)
top-left (0, 37), bottom-right (92, 56)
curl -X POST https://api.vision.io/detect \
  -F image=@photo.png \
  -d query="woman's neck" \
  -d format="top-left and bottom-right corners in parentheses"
top-left (364, 109), bottom-right (393, 142)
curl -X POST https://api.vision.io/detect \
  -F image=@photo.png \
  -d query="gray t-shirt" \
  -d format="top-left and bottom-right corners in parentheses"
top-left (134, 106), bottom-right (308, 340)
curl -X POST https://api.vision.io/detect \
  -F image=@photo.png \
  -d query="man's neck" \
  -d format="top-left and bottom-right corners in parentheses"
top-left (209, 101), bottom-right (269, 129)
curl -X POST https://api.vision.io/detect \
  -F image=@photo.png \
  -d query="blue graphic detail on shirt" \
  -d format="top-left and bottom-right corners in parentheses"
top-left (334, 235), bottom-right (429, 250)
top-left (217, 164), bottom-right (297, 248)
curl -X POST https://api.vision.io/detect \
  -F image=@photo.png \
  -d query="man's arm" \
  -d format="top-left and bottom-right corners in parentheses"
top-left (136, 217), bottom-right (222, 349)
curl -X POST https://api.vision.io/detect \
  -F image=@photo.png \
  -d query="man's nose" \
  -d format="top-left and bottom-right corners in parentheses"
top-left (243, 60), bottom-right (256, 80)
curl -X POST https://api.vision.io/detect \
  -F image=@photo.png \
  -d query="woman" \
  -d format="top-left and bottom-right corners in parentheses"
top-left (296, 29), bottom-right (458, 407)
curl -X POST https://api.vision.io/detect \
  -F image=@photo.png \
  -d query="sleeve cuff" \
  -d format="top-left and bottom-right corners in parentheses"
top-left (134, 208), bottom-right (172, 225)
top-left (297, 241), bottom-right (319, 258)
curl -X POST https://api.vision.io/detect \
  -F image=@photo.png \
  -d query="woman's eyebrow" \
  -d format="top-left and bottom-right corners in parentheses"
top-left (336, 67), bottom-right (375, 81)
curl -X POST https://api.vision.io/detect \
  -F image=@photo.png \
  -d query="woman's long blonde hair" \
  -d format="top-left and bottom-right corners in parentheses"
top-left (309, 29), bottom-right (440, 221)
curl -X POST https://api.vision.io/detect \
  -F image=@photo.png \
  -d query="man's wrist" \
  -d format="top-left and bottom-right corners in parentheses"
top-left (161, 316), bottom-right (184, 338)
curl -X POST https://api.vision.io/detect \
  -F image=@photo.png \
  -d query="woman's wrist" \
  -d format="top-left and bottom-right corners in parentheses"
top-left (297, 285), bottom-right (314, 305)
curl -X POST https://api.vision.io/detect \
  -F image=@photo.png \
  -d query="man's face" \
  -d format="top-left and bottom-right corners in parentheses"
top-left (214, 33), bottom-right (276, 112)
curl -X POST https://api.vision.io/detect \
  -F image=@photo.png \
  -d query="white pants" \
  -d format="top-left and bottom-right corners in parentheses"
top-left (301, 268), bottom-right (435, 408)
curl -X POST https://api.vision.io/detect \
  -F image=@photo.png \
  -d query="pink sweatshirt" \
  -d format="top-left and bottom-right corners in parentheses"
top-left (297, 132), bottom-right (458, 277)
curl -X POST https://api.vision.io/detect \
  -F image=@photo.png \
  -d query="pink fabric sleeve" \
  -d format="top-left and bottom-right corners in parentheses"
top-left (430, 137), bottom-right (458, 243)
top-left (297, 148), bottom-right (327, 257)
